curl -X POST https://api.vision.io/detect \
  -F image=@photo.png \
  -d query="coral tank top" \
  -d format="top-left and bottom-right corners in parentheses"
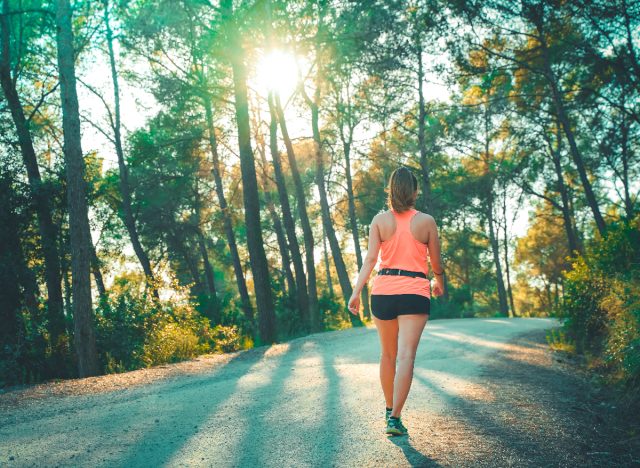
top-left (370, 208), bottom-right (431, 298)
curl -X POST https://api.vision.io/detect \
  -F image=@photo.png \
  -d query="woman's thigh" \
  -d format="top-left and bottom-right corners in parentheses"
top-left (373, 316), bottom-right (399, 359)
top-left (397, 314), bottom-right (429, 359)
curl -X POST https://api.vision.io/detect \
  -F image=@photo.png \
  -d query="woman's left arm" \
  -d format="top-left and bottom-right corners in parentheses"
top-left (348, 216), bottom-right (381, 315)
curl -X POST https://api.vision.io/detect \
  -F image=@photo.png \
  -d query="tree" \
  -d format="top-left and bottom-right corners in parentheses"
top-left (0, 0), bottom-right (66, 365)
top-left (221, 0), bottom-right (276, 343)
top-left (102, 0), bottom-right (157, 294)
top-left (55, 0), bottom-right (99, 377)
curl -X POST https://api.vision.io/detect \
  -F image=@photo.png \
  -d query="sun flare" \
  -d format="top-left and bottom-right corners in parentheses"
top-left (254, 50), bottom-right (300, 99)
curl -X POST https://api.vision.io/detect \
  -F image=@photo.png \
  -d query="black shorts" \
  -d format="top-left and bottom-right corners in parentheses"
top-left (370, 294), bottom-right (430, 320)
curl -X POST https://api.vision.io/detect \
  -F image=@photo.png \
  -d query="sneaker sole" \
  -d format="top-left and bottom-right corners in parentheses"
top-left (385, 428), bottom-right (407, 436)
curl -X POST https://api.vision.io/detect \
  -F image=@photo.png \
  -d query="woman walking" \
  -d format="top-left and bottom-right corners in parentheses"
top-left (348, 166), bottom-right (444, 436)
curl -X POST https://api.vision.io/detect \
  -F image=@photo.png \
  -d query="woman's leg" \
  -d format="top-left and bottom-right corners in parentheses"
top-left (373, 316), bottom-right (398, 409)
top-left (391, 314), bottom-right (429, 418)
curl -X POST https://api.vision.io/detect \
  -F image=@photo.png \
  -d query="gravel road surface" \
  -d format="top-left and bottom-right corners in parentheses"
top-left (2, 317), bottom-right (634, 467)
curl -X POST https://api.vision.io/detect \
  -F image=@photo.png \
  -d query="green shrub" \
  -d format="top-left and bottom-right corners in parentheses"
top-left (559, 216), bottom-right (640, 403)
top-left (208, 324), bottom-right (244, 353)
top-left (142, 322), bottom-right (201, 366)
top-left (95, 277), bottom-right (249, 372)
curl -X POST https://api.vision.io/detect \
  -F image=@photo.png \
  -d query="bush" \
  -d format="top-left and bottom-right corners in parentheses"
top-left (559, 217), bottom-right (640, 404)
top-left (207, 324), bottom-right (244, 353)
top-left (95, 277), bottom-right (247, 372)
top-left (142, 322), bottom-right (201, 366)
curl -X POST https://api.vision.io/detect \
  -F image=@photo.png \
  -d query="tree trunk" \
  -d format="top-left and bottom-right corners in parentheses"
top-left (487, 193), bottom-right (509, 316)
top-left (257, 129), bottom-right (297, 308)
top-left (551, 117), bottom-right (582, 255)
top-left (267, 93), bottom-right (310, 330)
top-left (342, 128), bottom-right (370, 320)
top-left (196, 229), bottom-right (220, 323)
top-left (537, 26), bottom-right (607, 236)
top-left (416, 39), bottom-right (433, 214)
top-left (0, 176), bottom-right (24, 346)
top-left (196, 230), bottom-right (216, 299)
top-left (618, 91), bottom-right (634, 219)
top-left (483, 97), bottom-right (508, 317)
top-left (273, 94), bottom-right (320, 331)
top-left (55, 0), bottom-right (99, 377)
top-left (203, 98), bottom-right (254, 323)
top-left (192, 178), bottom-right (219, 322)
top-left (501, 189), bottom-right (516, 317)
top-left (104, 0), bottom-right (157, 295)
top-left (91, 246), bottom-right (106, 298)
top-left (322, 221), bottom-right (334, 298)
top-left (222, 0), bottom-right (276, 343)
top-left (0, 0), bottom-right (66, 360)
top-left (303, 11), bottom-right (362, 327)
top-left (308, 85), bottom-right (362, 327)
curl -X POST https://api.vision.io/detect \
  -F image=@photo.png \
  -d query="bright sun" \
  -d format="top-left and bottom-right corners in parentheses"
top-left (254, 50), bottom-right (300, 100)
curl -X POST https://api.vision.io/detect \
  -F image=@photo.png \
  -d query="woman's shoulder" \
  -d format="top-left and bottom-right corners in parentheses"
top-left (372, 209), bottom-right (393, 223)
top-left (413, 210), bottom-right (436, 224)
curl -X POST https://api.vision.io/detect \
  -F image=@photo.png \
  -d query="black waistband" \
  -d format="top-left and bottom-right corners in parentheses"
top-left (377, 268), bottom-right (427, 279)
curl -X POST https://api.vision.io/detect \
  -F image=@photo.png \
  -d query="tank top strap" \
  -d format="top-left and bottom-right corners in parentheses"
top-left (391, 208), bottom-right (418, 229)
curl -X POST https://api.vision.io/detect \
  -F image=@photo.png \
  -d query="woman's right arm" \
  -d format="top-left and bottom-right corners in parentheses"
top-left (426, 216), bottom-right (445, 296)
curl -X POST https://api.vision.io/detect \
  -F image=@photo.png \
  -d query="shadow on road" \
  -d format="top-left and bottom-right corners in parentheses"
top-left (406, 329), bottom-right (630, 466)
top-left (387, 436), bottom-right (444, 467)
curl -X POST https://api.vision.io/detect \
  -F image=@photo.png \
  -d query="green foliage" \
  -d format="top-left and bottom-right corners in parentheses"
top-left (319, 291), bottom-right (351, 331)
top-left (559, 218), bottom-right (640, 403)
top-left (545, 328), bottom-right (575, 353)
top-left (95, 277), bottom-right (247, 373)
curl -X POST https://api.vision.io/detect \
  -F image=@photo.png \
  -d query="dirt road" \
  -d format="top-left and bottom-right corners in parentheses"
top-left (1, 317), bottom-right (635, 467)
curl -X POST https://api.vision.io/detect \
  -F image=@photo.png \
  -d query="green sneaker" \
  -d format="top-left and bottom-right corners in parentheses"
top-left (386, 416), bottom-right (408, 436)
top-left (385, 408), bottom-right (392, 422)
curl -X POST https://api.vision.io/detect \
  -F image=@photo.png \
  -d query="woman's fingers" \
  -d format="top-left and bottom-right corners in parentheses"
top-left (348, 296), bottom-right (360, 315)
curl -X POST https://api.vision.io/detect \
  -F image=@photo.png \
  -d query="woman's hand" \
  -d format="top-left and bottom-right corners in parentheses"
top-left (348, 293), bottom-right (360, 316)
top-left (432, 277), bottom-right (445, 297)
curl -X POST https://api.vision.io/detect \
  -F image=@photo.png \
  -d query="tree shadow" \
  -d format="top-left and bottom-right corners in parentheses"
top-left (4, 319), bottom-right (581, 467)
top-left (387, 436), bottom-right (444, 467)
top-left (405, 330), bottom-right (625, 466)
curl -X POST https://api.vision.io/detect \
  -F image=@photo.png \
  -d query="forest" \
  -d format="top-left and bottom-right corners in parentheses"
top-left (0, 0), bottom-right (638, 404)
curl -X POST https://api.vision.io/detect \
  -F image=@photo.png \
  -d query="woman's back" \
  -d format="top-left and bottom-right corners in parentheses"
top-left (370, 208), bottom-right (431, 298)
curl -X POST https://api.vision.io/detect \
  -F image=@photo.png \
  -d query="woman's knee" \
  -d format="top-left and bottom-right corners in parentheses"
top-left (380, 350), bottom-right (397, 362)
top-left (397, 350), bottom-right (416, 363)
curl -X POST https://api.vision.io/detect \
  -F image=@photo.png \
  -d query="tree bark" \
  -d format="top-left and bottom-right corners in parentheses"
top-left (0, 0), bottom-right (66, 359)
top-left (202, 98), bottom-right (254, 323)
top-left (222, 0), bottom-right (276, 343)
top-left (55, 0), bottom-right (99, 377)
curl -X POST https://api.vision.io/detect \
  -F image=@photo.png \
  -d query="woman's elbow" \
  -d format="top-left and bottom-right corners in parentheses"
top-left (363, 255), bottom-right (377, 266)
